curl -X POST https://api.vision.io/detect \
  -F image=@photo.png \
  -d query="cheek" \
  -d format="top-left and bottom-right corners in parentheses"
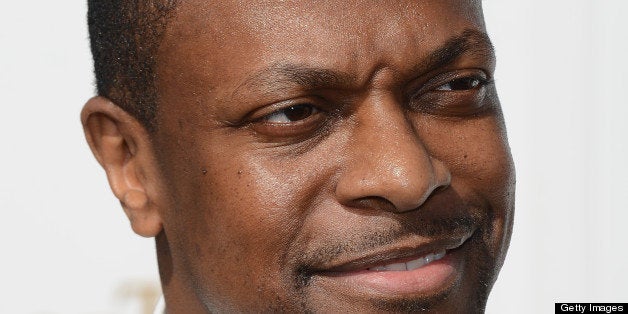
top-left (156, 127), bottom-right (339, 307)
top-left (418, 115), bottom-right (514, 192)
top-left (418, 115), bottom-right (515, 253)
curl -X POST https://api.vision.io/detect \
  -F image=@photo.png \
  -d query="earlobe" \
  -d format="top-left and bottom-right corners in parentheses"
top-left (121, 189), bottom-right (163, 237)
top-left (81, 96), bottom-right (164, 238)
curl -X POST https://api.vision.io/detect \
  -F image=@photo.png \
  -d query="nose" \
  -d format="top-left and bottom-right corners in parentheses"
top-left (335, 94), bottom-right (451, 213)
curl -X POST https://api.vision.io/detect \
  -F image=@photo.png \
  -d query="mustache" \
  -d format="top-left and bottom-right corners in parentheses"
top-left (297, 215), bottom-right (480, 272)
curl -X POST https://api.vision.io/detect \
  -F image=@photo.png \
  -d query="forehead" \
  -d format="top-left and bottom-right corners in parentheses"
top-left (155, 1), bottom-right (486, 120)
top-left (170, 0), bottom-right (484, 35)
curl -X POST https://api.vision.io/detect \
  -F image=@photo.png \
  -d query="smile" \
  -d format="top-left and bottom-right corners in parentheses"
top-left (367, 250), bottom-right (446, 271)
top-left (309, 234), bottom-right (471, 298)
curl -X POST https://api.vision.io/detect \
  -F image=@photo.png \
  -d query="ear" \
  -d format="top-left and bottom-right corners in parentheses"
top-left (81, 96), bottom-right (163, 237)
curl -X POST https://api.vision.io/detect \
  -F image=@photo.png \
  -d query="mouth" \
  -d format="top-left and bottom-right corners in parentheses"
top-left (307, 233), bottom-right (472, 298)
top-left (366, 250), bottom-right (447, 271)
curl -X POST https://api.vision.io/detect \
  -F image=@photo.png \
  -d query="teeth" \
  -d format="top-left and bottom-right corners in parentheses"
top-left (371, 262), bottom-right (406, 271)
top-left (406, 256), bottom-right (427, 270)
top-left (368, 250), bottom-right (446, 271)
top-left (386, 262), bottom-right (407, 271)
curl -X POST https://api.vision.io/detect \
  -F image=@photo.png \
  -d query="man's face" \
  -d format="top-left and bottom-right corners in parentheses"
top-left (151, 0), bottom-right (514, 312)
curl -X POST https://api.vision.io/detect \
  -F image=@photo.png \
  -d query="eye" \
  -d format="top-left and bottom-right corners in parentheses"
top-left (247, 101), bottom-right (328, 139)
top-left (435, 76), bottom-right (486, 91)
top-left (408, 70), bottom-right (494, 117)
top-left (263, 104), bottom-right (320, 124)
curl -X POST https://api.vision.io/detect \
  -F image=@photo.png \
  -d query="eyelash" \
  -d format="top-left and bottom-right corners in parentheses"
top-left (408, 71), bottom-right (492, 116)
top-left (246, 100), bottom-right (329, 139)
top-left (434, 75), bottom-right (490, 91)
top-left (261, 104), bottom-right (321, 124)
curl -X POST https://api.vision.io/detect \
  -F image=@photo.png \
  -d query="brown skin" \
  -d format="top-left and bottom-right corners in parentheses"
top-left (82, 1), bottom-right (514, 312)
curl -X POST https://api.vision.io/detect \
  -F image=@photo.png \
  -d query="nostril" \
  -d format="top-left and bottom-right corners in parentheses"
top-left (347, 196), bottom-right (397, 212)
top-left (433, 184), bottom-right (449, 194)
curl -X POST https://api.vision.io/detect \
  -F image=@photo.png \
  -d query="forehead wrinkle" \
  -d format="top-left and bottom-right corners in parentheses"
top-left (232, 29), bottom-right (494, 100)
top-left (232, 63), bottom-right (359, 98)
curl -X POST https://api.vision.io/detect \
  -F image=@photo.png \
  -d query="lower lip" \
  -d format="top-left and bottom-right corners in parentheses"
top-left (314, 249), bottom-right (463, 297)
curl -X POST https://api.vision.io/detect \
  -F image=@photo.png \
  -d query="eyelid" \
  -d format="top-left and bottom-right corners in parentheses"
top-left (239, 96), bottom-right (334, 140)
top-left (245, 97), bottom-right (323, 122)
top-left (406, 69), bottom-right (495, 117)
top-left (261, 104), bottom-right (320, 124)
top-left (435, 76), bottom-right (488, 91)
top-left (411, 69), bottom-right (491, 97)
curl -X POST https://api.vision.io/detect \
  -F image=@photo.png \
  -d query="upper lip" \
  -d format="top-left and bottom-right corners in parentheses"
top-left (312, 232), bottom-right (473, 274)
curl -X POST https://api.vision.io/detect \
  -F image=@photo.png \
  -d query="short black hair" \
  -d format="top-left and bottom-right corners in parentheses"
top-left (87, 0), bottom-right (178, 131)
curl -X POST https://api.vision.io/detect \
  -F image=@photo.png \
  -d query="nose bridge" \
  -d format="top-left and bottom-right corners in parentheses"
top-left (336, 93), bottom-right (449, 212)
top-left (361, 98), bottom-right (431, 187)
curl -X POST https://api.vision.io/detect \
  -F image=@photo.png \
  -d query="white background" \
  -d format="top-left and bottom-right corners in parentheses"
top-left (1, 1), bottom-right (626, 313)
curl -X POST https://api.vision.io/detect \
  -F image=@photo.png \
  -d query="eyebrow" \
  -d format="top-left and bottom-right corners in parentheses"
top-left (421, 29), bottom-right (495, 74)
top-left (234, 29), bottom-right (495, 96)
